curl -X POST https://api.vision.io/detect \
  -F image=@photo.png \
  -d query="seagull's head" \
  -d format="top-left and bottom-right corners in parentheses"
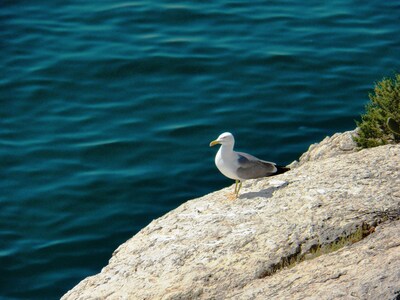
top-left (209, 132), bottom-right (235, 147)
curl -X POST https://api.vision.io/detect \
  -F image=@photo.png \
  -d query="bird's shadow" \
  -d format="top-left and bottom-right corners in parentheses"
top-left (239, 182), bottom-right (289, 200)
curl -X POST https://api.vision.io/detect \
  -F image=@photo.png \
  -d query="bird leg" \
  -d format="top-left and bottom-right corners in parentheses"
top-left (234, 180), bottom-right (238, 195)
top-left (234, 180), bottom-right (242, 198)
top-left (237, 181), bottom-right (242, 197)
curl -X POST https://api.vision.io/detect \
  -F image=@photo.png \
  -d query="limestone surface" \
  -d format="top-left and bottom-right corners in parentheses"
top-left (62, 132), bottom-right (400, 300)
top-left (296, 129), bottom-right (358, 165)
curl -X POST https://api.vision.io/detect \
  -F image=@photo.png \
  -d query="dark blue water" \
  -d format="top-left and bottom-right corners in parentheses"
top-left (1, 1), bottom-right (399, 298)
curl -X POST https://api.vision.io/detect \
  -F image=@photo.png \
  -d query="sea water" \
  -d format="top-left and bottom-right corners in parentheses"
top-left (1, 1), bottom-right (399, 298)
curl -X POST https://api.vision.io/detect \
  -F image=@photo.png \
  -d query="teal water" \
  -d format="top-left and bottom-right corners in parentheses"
top-left (1, 1), bottom-right (399, 298)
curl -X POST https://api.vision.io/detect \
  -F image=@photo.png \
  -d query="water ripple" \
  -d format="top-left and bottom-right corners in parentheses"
top-left (1, 0), bottom-right (400, 299)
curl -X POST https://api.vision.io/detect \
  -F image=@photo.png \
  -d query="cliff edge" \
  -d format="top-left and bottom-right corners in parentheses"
top-left (62, 130), bottom-right (400, 300)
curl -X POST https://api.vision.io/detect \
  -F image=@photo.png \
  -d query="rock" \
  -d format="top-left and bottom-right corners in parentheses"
top-left (268, 179), bottom-right (288, 188)
top-left (62, 132), bottom-right (400, 300)
top-left (297, 129), bottom-right (358, 165)
top-left (233, 220), bottom-right (400, 300)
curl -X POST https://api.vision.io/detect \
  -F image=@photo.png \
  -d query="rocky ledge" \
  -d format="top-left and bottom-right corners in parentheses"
top-left (62, 130), bottom-right (400, 300)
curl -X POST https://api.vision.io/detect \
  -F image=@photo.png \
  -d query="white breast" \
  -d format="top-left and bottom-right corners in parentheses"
top-left (215, 147), bottom-right (240, 180)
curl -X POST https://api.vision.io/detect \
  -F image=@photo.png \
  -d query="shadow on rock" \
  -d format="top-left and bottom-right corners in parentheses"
top-left (240, 186), bottom-right (277, 199)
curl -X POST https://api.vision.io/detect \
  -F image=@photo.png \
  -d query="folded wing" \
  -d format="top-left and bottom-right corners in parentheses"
top-left (236, 152), bottom-right (278, 179)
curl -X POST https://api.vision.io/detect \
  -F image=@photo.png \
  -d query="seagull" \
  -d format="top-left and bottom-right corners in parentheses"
top-left (210, 132), bottom-right (290, 198)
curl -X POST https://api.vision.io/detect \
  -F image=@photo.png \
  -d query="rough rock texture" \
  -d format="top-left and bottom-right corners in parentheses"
top-left (62, 132), bottom-right (400, 300)
top-left (296, 129), bottom-right (359, 166)
top-left (234, 219), bottom-right (400, 300)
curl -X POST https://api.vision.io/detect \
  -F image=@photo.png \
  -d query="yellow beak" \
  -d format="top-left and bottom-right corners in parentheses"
top-left (209, 140), bottom-right (220, 147)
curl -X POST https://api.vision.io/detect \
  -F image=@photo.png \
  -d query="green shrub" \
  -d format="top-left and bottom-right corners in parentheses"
top-left (354, 73), bottom-right (400, 148)
top-left (387, 117), bottom-right (400, 136)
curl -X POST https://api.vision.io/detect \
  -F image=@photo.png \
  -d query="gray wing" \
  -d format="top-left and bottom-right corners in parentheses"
top-left (236, 152), bottom-right (277, 179)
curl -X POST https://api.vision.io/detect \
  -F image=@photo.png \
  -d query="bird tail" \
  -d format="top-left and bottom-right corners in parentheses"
top-left (275, 165), bottom-right (290, 175)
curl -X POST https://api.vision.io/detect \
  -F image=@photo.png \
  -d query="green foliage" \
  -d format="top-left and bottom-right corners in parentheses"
top-left (387, 117), bottom-right (400, 136)
top-left (354, 73), bottom-right (400, 148)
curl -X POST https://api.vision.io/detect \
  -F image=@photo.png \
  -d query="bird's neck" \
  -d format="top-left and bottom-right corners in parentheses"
top-left (219, 143), bottom-right (234, 155)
